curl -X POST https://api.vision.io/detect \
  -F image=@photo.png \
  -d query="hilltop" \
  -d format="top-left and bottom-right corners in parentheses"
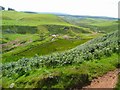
top-left (2, 11), bottom-right (69, 26)
top-left (2, 11), bottom-right (92, 35)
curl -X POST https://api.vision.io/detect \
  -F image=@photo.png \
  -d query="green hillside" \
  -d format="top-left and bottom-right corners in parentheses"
top-left (1, 11), bottom-right (118, 89)
top-left (1, 11), bottom-right (93, 40)
top-left (2, 11), bottom-right (91, 34)
top-left (2, 11), bottom-right (69, 26)
top-left (2, 11), bottom-right (96, 63)
top-left (60, 15), bottom-right (118, 33)
top-left (1, 30), bottom-right (119, 88)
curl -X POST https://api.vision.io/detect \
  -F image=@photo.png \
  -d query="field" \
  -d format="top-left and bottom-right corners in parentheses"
top-left (1, 11), bottom-right (119, 89)
top-left (1, 11), bottom-right (97, 63)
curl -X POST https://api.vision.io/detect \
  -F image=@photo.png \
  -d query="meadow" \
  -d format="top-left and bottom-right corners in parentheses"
top-left (1, 31), bottom-right (119, 88)
top-left (1, 11), bottom-right (119, 89)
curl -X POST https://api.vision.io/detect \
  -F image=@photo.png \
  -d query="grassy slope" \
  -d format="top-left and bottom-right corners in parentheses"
top-left (1, 11), bottom-right (93, 44)
top-left (2, 11), bottom-right (69, 26)
top-left (2, 38), bottom-right (91, 63)
top-left (14, 39), bottom-right (90, 57)
top-left (2, 54), bottom-right (118, 88)
top-left (1, 31), bottom-right (119, 88)
top-left (1, 11), bottom-right (118, 88)
top-left (2, 11), bottom-right (96, 63)
top-left (60, 16), bottom-right (118, 33)
top-left (2, 11), bottom-right (91, 35)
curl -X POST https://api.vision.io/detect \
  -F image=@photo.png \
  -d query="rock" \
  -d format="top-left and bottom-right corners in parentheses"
top-left (52, 34), bottom-right (57, 38)
top-left (9, 83), bottom-right (15, 88)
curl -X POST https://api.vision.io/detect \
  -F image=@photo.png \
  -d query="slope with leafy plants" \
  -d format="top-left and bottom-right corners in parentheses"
top-left (1, 30), bottom-right (119, 88)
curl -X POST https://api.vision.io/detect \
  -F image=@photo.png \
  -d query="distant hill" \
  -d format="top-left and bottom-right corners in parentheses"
top-left (23, 11), bottom-right (118, 20)
top-left (59, 15), bottom-right (117, 20)
top-left (59, 15), bottom-right (118, 33)
top-left (2, 11), bottom-right (92, 35)
top-left (23, 11), bottom-right (70, 16)
top-left (2, 11), bottom-right (118, 34)
top-left (2, 11), bottom-right (69, 26)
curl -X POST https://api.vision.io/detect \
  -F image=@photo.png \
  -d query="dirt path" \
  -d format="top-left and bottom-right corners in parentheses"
top-left (82, 69), bottom-right (119, 89)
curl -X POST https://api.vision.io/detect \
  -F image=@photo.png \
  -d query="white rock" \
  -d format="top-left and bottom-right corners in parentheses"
top-left (9, 83), bottom-right (15, 88)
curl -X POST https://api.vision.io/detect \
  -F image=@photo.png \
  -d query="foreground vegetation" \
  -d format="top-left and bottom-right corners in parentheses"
top-left (116, 74), bottom-right (120, 90)
top-left (1, 31), bottom-right (119, 88)
top-left (1, 54), bottom-right (118, 88)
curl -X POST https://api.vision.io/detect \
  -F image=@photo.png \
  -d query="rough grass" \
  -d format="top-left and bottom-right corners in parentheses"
top-left (16, 39), bottom-right (90, 57)
top-left (2, 34), bottom-right (40, 43)
top-left (1, 54), bottom-right (118, 88)
top-left (1, 31), bottom-right (118, 88)
top-left (2, 38), bottom-right (91, 63)
top-left (116, 72), bottom-right (120, 89)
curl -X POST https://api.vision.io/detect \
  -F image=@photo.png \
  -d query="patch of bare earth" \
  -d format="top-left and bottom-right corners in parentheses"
top-left (82, 69), bottom-right (120, 90)
top-left (82, 69), bottom-right (119, 89)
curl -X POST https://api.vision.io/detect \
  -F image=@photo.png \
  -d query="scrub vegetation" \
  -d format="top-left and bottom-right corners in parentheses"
top-left (1, 11), bottom-right (119, 89)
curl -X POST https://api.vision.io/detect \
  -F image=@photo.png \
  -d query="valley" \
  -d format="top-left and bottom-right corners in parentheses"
top-left (0, 11), bottom-right (119, 89)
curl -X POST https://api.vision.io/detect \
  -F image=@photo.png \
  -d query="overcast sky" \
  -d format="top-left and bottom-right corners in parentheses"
top-left (0, 0), bottom-right (119, 18)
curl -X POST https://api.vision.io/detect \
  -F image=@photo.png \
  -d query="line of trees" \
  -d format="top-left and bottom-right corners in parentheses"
top-left (0, 6), bottom-right (15, 11)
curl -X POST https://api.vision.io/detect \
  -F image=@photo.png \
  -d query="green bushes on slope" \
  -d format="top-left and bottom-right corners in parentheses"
top-left (1, 31), bottom-right (119, 79)
top-left (1, 54), bottom-right (118, 88)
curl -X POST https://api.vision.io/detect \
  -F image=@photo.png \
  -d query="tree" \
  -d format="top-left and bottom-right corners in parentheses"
top-left (8, 7), bottom-right (15, 11)
top-left (0, 6), bottom-right (5, 10)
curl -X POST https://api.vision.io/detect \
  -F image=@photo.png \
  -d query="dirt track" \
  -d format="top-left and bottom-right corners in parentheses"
top-left (82, 69), bottom-right (119, 89)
